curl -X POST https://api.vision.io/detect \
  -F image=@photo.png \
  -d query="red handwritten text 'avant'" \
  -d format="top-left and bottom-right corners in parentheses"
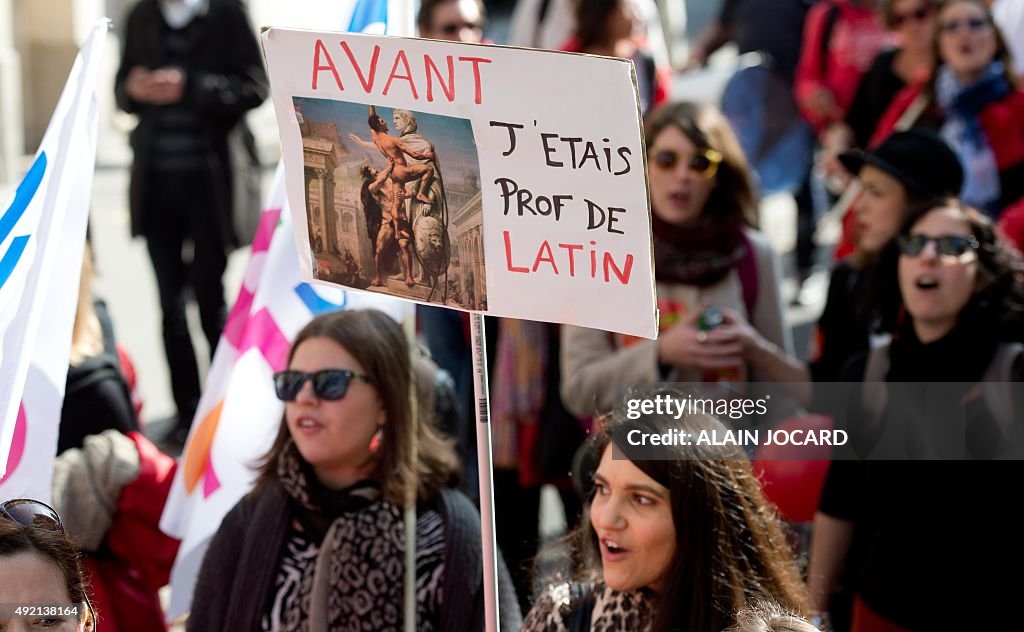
top-left (311, 39), bottom-right (493, 105)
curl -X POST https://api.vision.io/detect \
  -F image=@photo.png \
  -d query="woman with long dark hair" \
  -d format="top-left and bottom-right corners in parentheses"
top-left (190, 309), bottom-right (521, 631)
top-left (523, 387), bottom-right (809, 631)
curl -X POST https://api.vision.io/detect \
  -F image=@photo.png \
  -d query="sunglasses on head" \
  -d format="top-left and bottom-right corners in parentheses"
top-left (1, 498), bottom-right (63, 531)
top-left (650, 148), bottom-right (722, 179)
top-left (273, 369), bottom-right (374, 402)
top-left (939, 17), bottom-right (988, 34)
top-left (897, 233), bottom-right (980, 257)
top-left (892, 5), bottom-right (932, 27)
top-left (440, 21), bottom-right (482, 35)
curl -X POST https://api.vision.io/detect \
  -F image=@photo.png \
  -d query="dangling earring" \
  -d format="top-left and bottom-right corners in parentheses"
top-left (369, 425), bottom-right (384, 455)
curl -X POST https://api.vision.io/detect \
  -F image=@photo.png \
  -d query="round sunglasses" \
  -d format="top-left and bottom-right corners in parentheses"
top-left (897, 233), bottom-right (980, 257)
top-left (649, 147), bottom-right (722, 179)
top-left (273, 369), bottom-right (375, 402)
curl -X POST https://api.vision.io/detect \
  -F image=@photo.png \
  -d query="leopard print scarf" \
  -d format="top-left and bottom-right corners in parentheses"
top-left (273, 441), bottom-right (444, 631)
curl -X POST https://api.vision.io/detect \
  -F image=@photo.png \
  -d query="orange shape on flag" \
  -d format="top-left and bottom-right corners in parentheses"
top-left (183, 400), bottom-right (224, 494)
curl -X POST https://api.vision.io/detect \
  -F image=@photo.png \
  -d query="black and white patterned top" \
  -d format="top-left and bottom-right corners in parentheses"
top-left (261, 501), bottom-right (446, 632)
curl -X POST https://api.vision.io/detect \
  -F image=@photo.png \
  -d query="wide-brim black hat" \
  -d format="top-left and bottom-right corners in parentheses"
top-left (839, 128), bottom-right (964, 198)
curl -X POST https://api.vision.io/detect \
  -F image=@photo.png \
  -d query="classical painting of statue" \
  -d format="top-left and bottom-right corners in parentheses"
top-left (294, 97), bottom-right (487, 309)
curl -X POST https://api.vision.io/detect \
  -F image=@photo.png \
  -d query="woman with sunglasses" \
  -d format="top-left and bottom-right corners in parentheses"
top-left (873, 0), bottom-right (1024, 226)
top-left (189, 309), bottom-right (521, 631)
top-left (808, 201), bottom-right (1024, 630)
top-left (821, 0), bottom-right (937, 200)
top-left (808, 128), bottom-right (963, 381)
top-left (1, 499), bottom-right (95, 631)
top-left (561, 101), bottom-right (803, 418)
top-left (523, 386), bottom-right (809, 631)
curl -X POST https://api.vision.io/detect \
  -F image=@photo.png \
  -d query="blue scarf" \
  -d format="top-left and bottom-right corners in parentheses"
top-left (936, 61), bottom-right (1010, 216)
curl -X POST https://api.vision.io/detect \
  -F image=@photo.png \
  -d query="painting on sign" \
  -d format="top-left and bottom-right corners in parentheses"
top-left (295, 97), bottom-right (487, 310)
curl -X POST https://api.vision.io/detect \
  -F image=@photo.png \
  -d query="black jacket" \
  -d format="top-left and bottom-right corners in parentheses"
top-left (189, 484), bottom-right (522, 631)
top-left (114, 0), bottom-right (267, 248)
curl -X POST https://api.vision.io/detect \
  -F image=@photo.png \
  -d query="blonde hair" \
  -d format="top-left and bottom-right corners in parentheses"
top-left (726, 601), bottom-right (823, 632)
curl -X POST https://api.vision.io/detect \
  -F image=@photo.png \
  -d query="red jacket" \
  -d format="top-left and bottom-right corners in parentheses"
top-left (836, 83), bottom-right (1024, 256)
top-left (794, 0), bottom-right (892, 134)
top-left (871, 83), bottom-right (1024, 166)
top-left (86, 432), bottom-right (180, 632)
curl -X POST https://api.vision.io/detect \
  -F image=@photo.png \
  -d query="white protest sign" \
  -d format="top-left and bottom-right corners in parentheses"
top-left (262, 29), bottom-right (657, 338)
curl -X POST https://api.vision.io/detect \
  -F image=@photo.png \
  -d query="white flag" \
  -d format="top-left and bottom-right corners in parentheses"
top-left (0, 20), bottom-right (109, 499)
top-left (160, 165), bottom-right (412, 621)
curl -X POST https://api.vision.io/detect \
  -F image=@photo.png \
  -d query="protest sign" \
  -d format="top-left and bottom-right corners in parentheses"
top-left (261, 29), bottom-right (658, 338)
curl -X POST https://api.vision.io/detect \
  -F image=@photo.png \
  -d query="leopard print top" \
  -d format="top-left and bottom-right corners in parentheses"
top-left (522, 582), bottom-right (653, 632)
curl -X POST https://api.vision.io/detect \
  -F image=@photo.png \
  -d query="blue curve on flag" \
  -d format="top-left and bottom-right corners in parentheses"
top-left (0, 152), bottom-right (46, 290)
top-left (348, 0), bottom-right (388, 33)
top-left (294, 283), bottom-right (347, 316)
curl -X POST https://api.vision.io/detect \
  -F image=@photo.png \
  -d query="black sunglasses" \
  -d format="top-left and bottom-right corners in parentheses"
top-left (440, 21), bottom-right (482, 35)
top-left (939, 17), bottom-right (988, 34)
top-left (273, 369), bottom-right (374, 402)
top-left (897, 233), bottom-right (980, 257)
top-left (892, 5), bottom-right (932, 27)
top-left (1, 498), bottom-right (63, 532)
top-left (650, 148), bottom-right (722, 179)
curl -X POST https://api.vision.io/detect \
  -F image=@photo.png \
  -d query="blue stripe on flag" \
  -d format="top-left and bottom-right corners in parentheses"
top-left (0, 152), bottom-right (46, 290)
top-left (348, 0), bottom-right (388, 32)
top-left (294, 283), bottom-right (347, 315)
top-left (0, 236), bottom-right (30, 289)
top-left (0, 152), bottom-right (46, 245)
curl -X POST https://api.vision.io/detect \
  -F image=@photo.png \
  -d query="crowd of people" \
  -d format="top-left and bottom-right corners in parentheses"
top-left (4, 0), bottom-right (1024, 630)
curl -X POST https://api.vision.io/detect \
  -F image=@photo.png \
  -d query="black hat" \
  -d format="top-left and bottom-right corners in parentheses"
top-left (839, 129), bottom-right (964, 198)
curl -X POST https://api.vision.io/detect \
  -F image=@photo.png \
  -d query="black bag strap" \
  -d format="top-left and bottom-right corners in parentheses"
top-left (819, 1), bottom-right (840, 77)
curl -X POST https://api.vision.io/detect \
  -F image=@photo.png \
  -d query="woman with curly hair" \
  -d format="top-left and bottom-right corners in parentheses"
top-left (809, 201), bottom-right (1024, 630)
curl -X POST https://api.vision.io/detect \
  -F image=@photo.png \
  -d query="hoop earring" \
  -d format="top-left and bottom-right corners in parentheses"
top-left (369, 425), bottom-right (384, 455)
